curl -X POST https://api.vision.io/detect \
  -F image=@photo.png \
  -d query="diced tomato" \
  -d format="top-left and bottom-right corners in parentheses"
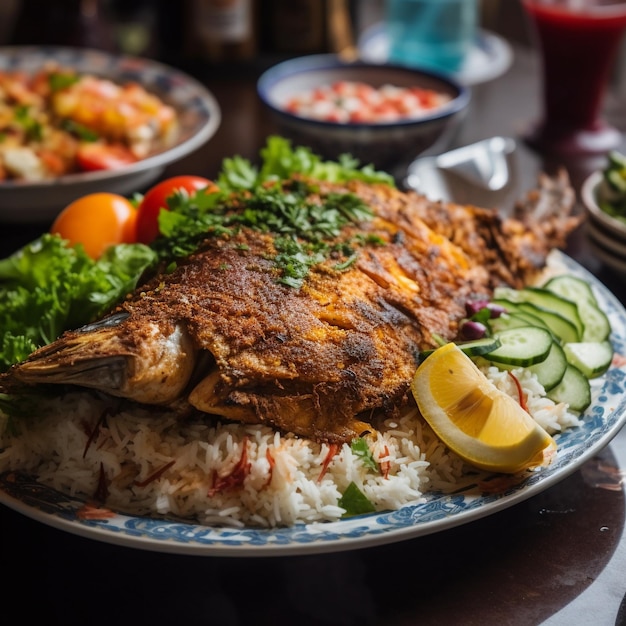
top-left (76, 142), bottom-right (137, 172)
top-left (282, 80), bottom-right (448, 124)
top-left (349, 110), bottom-right (372, 123)
top-left (38, 149), bottom-right (67, 176)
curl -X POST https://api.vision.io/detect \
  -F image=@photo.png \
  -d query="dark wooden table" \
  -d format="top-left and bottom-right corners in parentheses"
top-left (1, 38), bottom-right (625, 626)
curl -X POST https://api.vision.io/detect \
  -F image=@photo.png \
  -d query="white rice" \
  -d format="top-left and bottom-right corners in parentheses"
top-left (0, 365), bottom-right (580, 528)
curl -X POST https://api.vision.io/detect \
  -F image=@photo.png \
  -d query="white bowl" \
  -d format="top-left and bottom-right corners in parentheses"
top-left (581, 171), bottom-right (626, 240)
top-left (257, 54), bottom-right (469, 172)
top-left (0, 46), bottom-right (221, 223)
top-left (581, 170), bottom-right (626, 274)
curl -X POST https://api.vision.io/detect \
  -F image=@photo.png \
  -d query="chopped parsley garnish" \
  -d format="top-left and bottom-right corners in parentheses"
top-left (155, 176), bottom-right (382, 287)
top-left (350, 437), bottom-right (380, 473)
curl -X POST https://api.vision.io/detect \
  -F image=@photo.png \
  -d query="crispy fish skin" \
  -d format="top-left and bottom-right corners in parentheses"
top-left (0, 175), bottom-right (578, 443)
top-left (334, 169), bottom-right (579, 289)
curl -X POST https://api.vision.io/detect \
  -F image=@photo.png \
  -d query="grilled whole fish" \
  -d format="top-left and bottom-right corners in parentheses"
top-left (0, 173), bottom-right (579, 443)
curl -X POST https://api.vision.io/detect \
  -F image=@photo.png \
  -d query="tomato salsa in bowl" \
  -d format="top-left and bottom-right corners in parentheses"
top-left (257, 54), bottom-right (469, 172)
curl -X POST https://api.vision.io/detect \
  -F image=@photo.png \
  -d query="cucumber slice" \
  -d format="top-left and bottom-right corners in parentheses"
top-left (542, 274), bottom-right (599, 308)
top-left (488, 311), bottom-right (553, 335)
top-left (512, 311), bottom-right (554, 332)
top-left (419, 336), bottom-right (501, 361)
top-left (488, 313), bottom-right (533, 334)
top-left (563, 340), bottom-right (614, 378)
top-left (542, 275), bottom-right (611, 342)
top-left (487, 326), bottom-right (553, 367)
top-left (491, 297), bottom-right (579, 344)
top-left (579, 301), bottom-right (611, 342)
top-left (546, 364), bottom-right (592, 412)
top-left (459, 337), bottom-right (502, 356)
top-left (516, 302), bottom-right (579, 344)
top-left (494, 286), bottom-right (583, 340)
top-left (528, 341), bottom-right (568, 391)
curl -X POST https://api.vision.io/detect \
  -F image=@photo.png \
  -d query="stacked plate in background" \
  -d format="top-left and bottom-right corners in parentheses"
top-left (582, 171), bottom-right (626, 275)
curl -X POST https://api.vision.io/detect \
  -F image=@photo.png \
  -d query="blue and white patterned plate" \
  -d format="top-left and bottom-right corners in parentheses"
top-left (1, 252), bottom-right (625, 556)
top-left (0, 46), bottom-right (221, 222)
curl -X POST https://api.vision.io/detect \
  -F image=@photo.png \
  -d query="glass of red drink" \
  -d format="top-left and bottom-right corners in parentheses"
top-left (522, 0), bottom-right (626, 156)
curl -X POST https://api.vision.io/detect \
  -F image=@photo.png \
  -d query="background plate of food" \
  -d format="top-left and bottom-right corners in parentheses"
top-left (0, 46), bottom-right (221, 223)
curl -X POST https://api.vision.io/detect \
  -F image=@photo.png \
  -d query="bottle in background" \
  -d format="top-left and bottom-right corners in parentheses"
top-left (188, 0), bottom-right (257, 64)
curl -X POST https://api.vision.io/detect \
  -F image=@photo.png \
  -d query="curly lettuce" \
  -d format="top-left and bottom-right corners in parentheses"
top-left (217, 135), bottom-right (395, 191)
top-left (0, 234), bottom-right (155, 371)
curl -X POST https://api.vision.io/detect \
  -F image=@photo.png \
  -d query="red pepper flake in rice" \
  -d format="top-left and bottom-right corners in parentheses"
top-left (82, 407), bottom-right (111, 459)
top-left (133, 459), bottom-right (176, 488)
top-left (208, 438), bottom-right (251, 495)
top-left (379, 444), bottom-right (391, 480)
top-left (317, 443), bottom-right (340, 482)
top-left (507, 371), bottom-right (529, 413)
top-left (94, 461), bottom-right (109, 502)
top-left (263, 448), bottom-right (275, 489)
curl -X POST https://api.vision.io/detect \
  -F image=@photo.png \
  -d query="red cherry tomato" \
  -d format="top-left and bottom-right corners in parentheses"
top-left (76, 142), bottom-right (137, 172)
top-left (135, 175), bottom-right (217, 244)
top-left (51, 192), bottom-right (137, 259)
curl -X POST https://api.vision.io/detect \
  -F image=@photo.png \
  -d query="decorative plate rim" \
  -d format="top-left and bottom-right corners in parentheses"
top-left (1, 251), bottom-right (625, 557)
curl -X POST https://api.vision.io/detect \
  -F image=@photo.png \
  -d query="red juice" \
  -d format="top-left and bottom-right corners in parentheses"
top-left (522, 0), bottom-right (626, 154)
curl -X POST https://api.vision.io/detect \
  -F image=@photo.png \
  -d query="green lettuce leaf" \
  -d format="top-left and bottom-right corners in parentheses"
top-left (0, 234), bottom-right (156, 371)
top-left (217, 135), bottom-right (395, 191)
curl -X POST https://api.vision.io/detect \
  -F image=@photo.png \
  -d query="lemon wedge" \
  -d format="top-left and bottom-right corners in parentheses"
top-left (411, 343), bottom-right (556, 474)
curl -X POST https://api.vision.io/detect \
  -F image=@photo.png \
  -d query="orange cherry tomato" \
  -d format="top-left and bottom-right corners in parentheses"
top-left (51, 192), bottom-right (137, 259)
top-left (76, 142), bottom-right (137, 172)
top-left (135, 175), bottom-right (218, 244)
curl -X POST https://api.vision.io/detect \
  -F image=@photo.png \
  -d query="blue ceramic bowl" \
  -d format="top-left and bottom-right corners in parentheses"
top-left (257, 54), bottom-right (469, 173)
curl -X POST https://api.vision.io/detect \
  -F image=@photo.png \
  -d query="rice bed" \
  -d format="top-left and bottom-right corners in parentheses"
top-left (0, 363), bottom-right (581, 528)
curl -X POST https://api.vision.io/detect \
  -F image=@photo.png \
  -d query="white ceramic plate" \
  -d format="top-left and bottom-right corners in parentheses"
top-left (0, 252), bottom-right (625, 556)
top-left (587, 220), bottom-right (626, 259)
top-left (0, 46), bottom-right (221, 223)
top-left (357, 26), bottom-right (514, 86)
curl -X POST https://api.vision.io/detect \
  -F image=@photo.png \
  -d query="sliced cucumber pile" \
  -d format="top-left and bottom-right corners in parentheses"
top-left (491, 276), bottom-right (613, 411)
top-left (420, 273), bottom-right (614, 414)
